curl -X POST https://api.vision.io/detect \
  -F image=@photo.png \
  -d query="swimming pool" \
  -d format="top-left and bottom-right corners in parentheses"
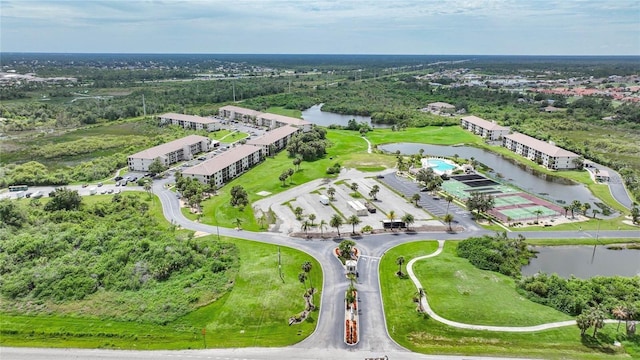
top-left (424, 158), bottom-right (457, 173)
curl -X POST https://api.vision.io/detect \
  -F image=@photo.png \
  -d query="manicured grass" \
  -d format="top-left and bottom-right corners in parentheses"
top-left (511, 216), bottom-right (637, 232)
top-left (0, 237), bottom-right (322, 349)
top-left (380, 241), bottom-right (632, 359)
top-left (367, 126), bottom-right (481, 146)
top-left (525, 238), bottom-right (640, 246)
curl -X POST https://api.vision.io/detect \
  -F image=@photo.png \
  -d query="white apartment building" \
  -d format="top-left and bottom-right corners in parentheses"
top-left (503, 133), bottom-right (580, 170)
top-left (218, 105), bottom-right (312, 132)
top-left (158, 113), bottom-right (221, 132)
top-left (182, 145), bottom-right (262, 186)
top-left (460, 115), bottom-right (510, 140)
top-left (424, 102), bottom-right (456, 113)
top-left (247, 125), bottom-right (301, 156)
top-left (128, 135), bottom-right (211, 171)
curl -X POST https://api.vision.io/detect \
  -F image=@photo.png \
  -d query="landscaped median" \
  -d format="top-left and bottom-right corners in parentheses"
top-left (380, 240), bottom-right (634, 359)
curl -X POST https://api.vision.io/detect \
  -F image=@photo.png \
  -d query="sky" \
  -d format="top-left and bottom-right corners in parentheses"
top-left (1, 0), bottom-right (639, 55)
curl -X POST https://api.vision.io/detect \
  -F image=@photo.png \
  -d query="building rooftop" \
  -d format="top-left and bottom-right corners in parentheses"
top-left (247, 125), bottom-right (300, 146)
top-left (505, 133), bottom-right (579, 157)
top-left (428, 102), bottom-right (455, 108)
top-left (159, 113), bottom-right (219, 124)
top-left (218, 105), bottom-right (262, 118)
top-left (183, 144), bottom-right (261, 176)
top-left (461, 115), bottom-right (510, 131)
top-left (259, 112), bottom-right (311, 127)
top-left (129, 135), bottom-right (210, 160)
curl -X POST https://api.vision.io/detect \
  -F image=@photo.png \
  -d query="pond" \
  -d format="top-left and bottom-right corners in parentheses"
top-left (302, 104), bottom-right (390, 128)
top-left (378, 143), bottom-right (600, 208)
top-left (522, 246), bottom-right (640, 278)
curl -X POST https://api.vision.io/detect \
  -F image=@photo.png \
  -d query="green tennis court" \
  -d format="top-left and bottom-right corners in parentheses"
top-left (494, 195), bottom-right (533, 207)
top-left (499, 205), bottom-right (559, 220)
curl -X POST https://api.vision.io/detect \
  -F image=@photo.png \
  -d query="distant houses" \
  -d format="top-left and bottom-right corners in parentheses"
top-left (460, 115), bottom-right (510, 140)
top-left (158, 113), bottom-right (221, 132)
top-left (503, 133), bottom-right (580, 170)
top-left (127, 135), bottom-right (213, 172)
top-left (218, 105), bottom-right (312, 132)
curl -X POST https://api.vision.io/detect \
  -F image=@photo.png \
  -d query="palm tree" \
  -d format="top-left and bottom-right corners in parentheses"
top-left (302, 261), bottom-right (313, 291)
top-left (387, 210), bottom-right (397, 230)
top-left (402, 213), bottom-right (415, 231)
top-left (330, 214), bottom-right (343, 237)
top-left (396, 256), bottom-right (405, 276)
top-left (443, 213), bottom-right (454, 231)
top-left (587, 305), bottom-right (606, 337)
top-left (327, 187), bottom-right (336, 200)
top-left (298, 272), bottom-right (307, 290)
top-left (143, 181), bottom-right (152, 197)
top-left (369, 184), bottom-right (380, 200)
top-left (301, 220), bottom-right (311, 237)
top-left (347, 214), bottom-right (361, 234)
top-left (294, 206), bottom-right (304, 220)
top-left (258, 214), bottom-right (267, 229)
top-left (576, 313), bottom-right (591, 337)
top-left (350, 182), bottom-right (359, 192)
top-left (308, 213), bottom-right (316, 226)
top-left (612, 305), bottom-right (628, 332)
top-left (319, 219), bottom-right (327, 237)
top-left (279, 172), bottom-right (288, 186)
top-left (563, 205), bottom-right (570, 217)
top-left (234, 217), bottom-right (243, 230)
top-left (293, 157), bottom-right (302, 171)
top-left (445, 194), bottom-right (454, 215)
top-left (581, 202), bottom-right (591, 217)
top-left (534, 209), bottom-right (543, 223)
top-left (338, 239), bottom-right (356, 260)
top-left (287, 168), bottom-right (295, 184)
top-left (570, 200), bottom-right (581, 219)
top-left (411, 193), bottom-right (421, 206)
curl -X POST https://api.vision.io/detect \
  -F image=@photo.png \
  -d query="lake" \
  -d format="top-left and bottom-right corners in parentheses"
top-left (378, 143), bottom-right (600, 207)
top-left (522, 246), bottom-right (640, 278)
top-left (302, 104), bottom-right (390, 128)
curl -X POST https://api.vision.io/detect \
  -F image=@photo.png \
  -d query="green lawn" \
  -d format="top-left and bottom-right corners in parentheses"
top-left (380, 241), bottom-right (633, 359)
top-left (367, 126), bottom-right (481, 146)
top-left (266, 107), bottom-right (303, 118)
top-left (0, 237), bottom-right (322, 349)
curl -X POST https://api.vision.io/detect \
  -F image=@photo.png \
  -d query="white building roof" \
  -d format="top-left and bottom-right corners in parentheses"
top-left (247, 125), bottom-right (299, 146)
top-left (129, 135), bottom-right (209, 160)
top-left (428, 102), bottom-right (455, 108)
top-left (183, 144), bottom-right (261, 176)
top-left (159, 113), bottom-right (219, 125)
top-left (259, 112), bottom-right (311, 127)
top-left (505, 133), bottom-right (579, 157)
top-left (461, 115), bottom-right (510, 131)
top-left (218, 105), bottom-right (262, 118)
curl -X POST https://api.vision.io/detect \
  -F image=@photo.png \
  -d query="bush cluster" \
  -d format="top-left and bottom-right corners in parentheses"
top-left (456, 232), bottom-right (534, 278)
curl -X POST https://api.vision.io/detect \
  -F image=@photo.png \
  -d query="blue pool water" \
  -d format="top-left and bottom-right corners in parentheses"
top-left (426, 159), bottom-right (456, 172)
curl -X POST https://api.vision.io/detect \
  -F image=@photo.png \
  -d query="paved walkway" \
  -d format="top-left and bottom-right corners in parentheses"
top-left (406, 240), bottom-right (617, 332)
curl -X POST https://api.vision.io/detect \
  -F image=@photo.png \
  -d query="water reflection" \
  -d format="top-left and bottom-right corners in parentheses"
top-left (302, 104), bottom-right (390, 128)
top-left (522, 246), bottom-right (640, 278)
top-left (379, 143), bottom-right (600, 207)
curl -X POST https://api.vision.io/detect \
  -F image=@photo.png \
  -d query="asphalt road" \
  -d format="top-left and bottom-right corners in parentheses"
top-left (3, 174), bottom-right (638, 360)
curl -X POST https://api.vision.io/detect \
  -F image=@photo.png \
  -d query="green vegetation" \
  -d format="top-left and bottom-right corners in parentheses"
top-left (457, 232), bottom-right (534, 278)
top-left (381, 241), bottom-right (635, 358)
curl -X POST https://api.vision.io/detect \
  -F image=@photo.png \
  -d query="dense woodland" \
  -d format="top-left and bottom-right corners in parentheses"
top-left (0, 191), bottom-right (238, 323)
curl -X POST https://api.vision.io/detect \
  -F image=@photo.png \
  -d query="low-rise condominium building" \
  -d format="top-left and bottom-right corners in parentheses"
top-left (246, 125), bottom-right (301, 156)
top-left (424, 102), bottom-right (456, 113)
top-left (218, 105), bottom-right (312, 132)
top-left (460, 115), bottom-right (510, 140)
top-left (503, 133), bottom-right (580, 170)
top-left (128, 135), bottom-right (211, 171)
top-left (158, 113), bottom-right (221, 132)
top-left (182, 144), bottom-right (262, 186)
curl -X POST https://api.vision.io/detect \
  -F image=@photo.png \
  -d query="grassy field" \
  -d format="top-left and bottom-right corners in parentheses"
top-left (0, 237), bottom-right (322, 349)
top-left (367, 126), bottom-right (482, 146)
top-left (266, 106), bottom-right (303, 118)
top-left (380, 240), bottom-right (634, 359)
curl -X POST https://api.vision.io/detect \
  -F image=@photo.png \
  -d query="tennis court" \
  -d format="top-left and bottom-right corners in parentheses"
top-left (493, 195), bottom-right (533, 207)
top-left (498, 205), bottom-right (559, 221)
top-left (451, 174), bottom-right (485, 181)
top-left (463, 179), bottom-right (500, 187)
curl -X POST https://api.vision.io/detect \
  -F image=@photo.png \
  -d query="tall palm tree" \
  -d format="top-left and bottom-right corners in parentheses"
top-left (319, 219), bottom-right (327, 237)
top-left (534, 209), bottom-right (543, 223)
top-left (330, 214), bottom-right (343, 237)
top-left (402, 213), bottom-right (415, 231)
top-left (581, 203), bottom-right (591, 217)
top-left (347, 214), bottom-right (361, 234)
top-left (302, 261), bottom-right (313, 292)
top-left (350, 182), bottom-right (359, 192)
top-left (396, 256), bottom-right (405, 276)
top-left (570, 200), bottom-right (581, 219)
top-left (298, 272), bottom-right (307, 290)
top-left (339, 239), bottom-right (356, 260)
top-left (411, 193), bottom-right (421, 206)
top-left (387, 210), bottom-right (397, 230)
top-left (587, 305), bottom-right (606, 337)
top-left (443, 213), bottom-right (454, 231)
top-left (445, 194), bottom-right (454, 215)
top-left (612, 305), bottom-right (628, 331)
top-left (369, 185), bottom-right (380, 201)
top-left (308, 213), bottom-right (316, 226)
top-left (327, 187), bottom-right (336, 200)
top-left (301, 220), bottom-right (311, 237)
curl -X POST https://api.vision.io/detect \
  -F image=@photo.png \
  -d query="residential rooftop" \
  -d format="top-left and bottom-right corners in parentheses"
top-left (461, 115), bottom-right (510, 131)
top-left (247, 125), bottom-right (300, 146)
top-left (183, 144), bottom-right (261, 176)
top-left (129, 135), bottom-right (210, 160)
top-left (505, 133), bottom-right (579, 157)
top-left (159, 113), bottom-right (219, 124)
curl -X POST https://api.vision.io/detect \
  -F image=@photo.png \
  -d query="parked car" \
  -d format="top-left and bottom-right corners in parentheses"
top-left (115, 181), bottom-right (120, 186)
top-left (97, 182), bottom-right (103, 187)
top-left (24, 192), bottom-right (33, 198)
top-left (82, 184), bottom-right (88, 188)
top-left (114, 176), bottom-right (123, 181)
top-left (107, 189), bottom-right (114, 194)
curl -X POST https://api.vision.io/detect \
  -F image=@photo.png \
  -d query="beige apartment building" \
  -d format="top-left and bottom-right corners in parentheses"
top-left (182, 145), bottom-right (262, 186)
top-left (503, 133), bottom-right (580, 170)
top-left (128, 135), bottom-right (211, 171)
top-left (247, 125), bottom-right (301, 156)
top-left (158, 113), bottom-right (221, 132)
top-left (218, 105), bottom-right (312, 132)
top-left (460, 115), bottom-right (510, 140)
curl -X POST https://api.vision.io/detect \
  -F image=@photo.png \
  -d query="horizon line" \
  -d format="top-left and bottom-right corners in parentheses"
top-left (1, 52), bottom-right (639, 57)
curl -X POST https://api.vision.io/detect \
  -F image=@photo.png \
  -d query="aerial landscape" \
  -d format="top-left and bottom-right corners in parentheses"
top-left (1, 1), bottom-right (639, 360)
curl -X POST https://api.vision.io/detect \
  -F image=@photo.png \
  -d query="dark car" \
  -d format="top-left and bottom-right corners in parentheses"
top-left (376, 175), bottom-right (384, 179)
top-left (114, 176), bottom-right (123, 181)
top-left (97, 182), bottom-right (103, 187)
top-left (25, 192), bottom-right (33, 198)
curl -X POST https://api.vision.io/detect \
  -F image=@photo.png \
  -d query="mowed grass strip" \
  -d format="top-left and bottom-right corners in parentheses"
top-left (367, 126), bottom-right (481, 146)
top-left (380, 241), bottom-right (630, 359)
top-left (0, 237), bottom-right (321, 349)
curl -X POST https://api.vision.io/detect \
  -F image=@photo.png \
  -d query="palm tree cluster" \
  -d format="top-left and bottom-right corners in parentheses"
top-left (575, 305), bottom-right (607, 337)
top-left (416, 167), bottom-right (443, 194)
top-left (465, 192), bottom-right (495, 217)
